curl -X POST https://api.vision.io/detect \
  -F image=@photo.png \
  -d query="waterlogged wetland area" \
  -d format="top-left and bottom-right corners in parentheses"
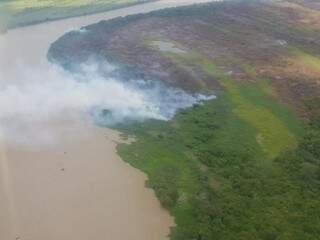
top-left (50, 0), bottom-right (320, 239)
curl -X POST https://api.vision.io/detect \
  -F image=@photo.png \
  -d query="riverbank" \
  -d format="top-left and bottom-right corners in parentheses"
top-left (1, 121), bottom-right (174, 240)
top-left (0, 1), bottom-right (217, 239)
top-left (0, 0), bottom-right (156, 30)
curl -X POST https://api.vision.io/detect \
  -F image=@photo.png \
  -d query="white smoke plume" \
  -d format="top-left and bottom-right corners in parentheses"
top-left (0, 60), bottom-right (214, 145)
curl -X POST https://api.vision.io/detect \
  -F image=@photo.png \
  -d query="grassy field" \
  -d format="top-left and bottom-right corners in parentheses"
top-left (0, 0), bottom-right (152, 29)
top-left (202, 61), bottom-right (299, 158)
top-left (157, 46), bottom-right (302, 158)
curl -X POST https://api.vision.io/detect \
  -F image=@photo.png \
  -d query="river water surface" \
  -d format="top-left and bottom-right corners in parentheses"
top-left (0, 1), bottom-right (213, 239)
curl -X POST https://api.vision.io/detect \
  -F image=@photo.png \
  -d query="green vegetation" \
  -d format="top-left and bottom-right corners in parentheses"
top-left (202, 61), bottom-right (299, 158)
top-left (221, 79), bottom-right (297, 158)
top-left (115, 37), bottom-right (320, 238)
top-left (117, 91), bottom-right (320, 239)
top-left (112, 29), bottom-right (320, 237)
top-left (290, 48), bottom-right (320, 72)
top-left (159, 45), bottom-right (301, 158)
top-left (0, 0), bottom-right (152, 29)
top-left (46, 0), bottom-right (320, 238)
top-left (115, 50), bottom-right (320, 239)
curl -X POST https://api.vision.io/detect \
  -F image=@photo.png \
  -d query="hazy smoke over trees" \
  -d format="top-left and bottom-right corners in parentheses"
top-left (0, 60), bottom-right (214, 145)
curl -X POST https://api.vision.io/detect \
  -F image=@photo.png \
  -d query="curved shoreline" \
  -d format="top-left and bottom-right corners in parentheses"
top-left (3, 0), bottom-right (158, 31)
top-left (0, 1), bottom-right (215, 239)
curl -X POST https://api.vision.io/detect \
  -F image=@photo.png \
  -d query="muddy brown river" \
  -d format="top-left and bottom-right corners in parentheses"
top-left (0, 1), bottom-right (213, 239)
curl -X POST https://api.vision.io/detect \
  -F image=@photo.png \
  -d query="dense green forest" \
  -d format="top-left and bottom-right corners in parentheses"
top-left (117, 93), bottom-right (320, 240)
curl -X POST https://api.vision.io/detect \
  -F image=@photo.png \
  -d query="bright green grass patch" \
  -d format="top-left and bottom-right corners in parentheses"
top-left (241, 63), bottom-right (258, 79)
top-left (148, 41), bottom-right (301, 157)
top-left (236, 81), bottom-right (304, 138)
top-left (290, 47), bottom-right (320, 71)
top-left (220, 78), bottom-right (298, 157)
top-left (202, 61), bottom-right (299, 158)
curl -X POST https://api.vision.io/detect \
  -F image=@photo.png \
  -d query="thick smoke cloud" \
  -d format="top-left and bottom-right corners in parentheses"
top-left (0, 60), bottom-right (214, 145)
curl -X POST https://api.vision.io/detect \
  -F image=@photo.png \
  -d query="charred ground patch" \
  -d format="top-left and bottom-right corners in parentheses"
top-left (49, 0), bottom-right (320, 115)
